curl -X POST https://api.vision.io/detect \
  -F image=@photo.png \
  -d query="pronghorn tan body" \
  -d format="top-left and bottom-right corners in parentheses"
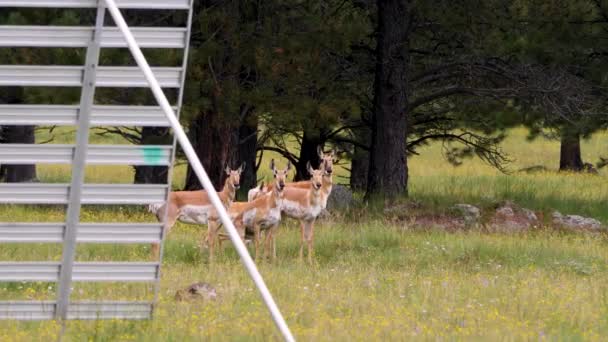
top-left (280, 163), bottom-right (325, 263)
top-left (248, 147), bottom-right (334, 207)
top-left (247, 147), bottom-right (334, 263)
top-left (210, 160), bottom-right (290, 261)
top-left (148, 164), bottom-right (244, 258)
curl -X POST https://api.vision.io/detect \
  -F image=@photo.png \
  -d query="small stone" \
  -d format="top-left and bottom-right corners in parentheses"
top-left (452, 204), bottom-right (481, 223)
top-left (326, 185), bottom-right (355, 211)
top-left (488, 201), bottom-right (538, 232)
top-left (175, 282), bottom-right (217, 302)
top-left (552, 211), bottom-right (603, 231)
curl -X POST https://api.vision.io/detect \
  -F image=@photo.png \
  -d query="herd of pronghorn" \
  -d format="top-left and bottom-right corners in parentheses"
top-left (148, 147), bottom-right (335, 264)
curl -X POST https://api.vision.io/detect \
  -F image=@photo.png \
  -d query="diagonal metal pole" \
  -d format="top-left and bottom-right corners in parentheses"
top-left (55, 1), bottom-right (105, 320)
top-left (103, 1), bottom-right (295, 341)
top-left (152, 0), bottom-right (195, 312)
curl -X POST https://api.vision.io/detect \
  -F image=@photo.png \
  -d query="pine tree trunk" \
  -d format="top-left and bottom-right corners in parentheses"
top-left (133, 126), bottom-right (170, 184)
top-left (237, 113), bottom-right (257, 199)
top-left (365, 0), bottom-right (410, 201)
top-left (350, 145), bottom-right (369, 191)
top-left (1, 125), bottom-right (38, 182)
top-left (0, 88), bottom-right (37, 183)
top-left (184, 112), bottom-right (239, 190)
top-left (294, 130), bottom-right (322, 181)
top-left (559, 131), bottom-right (583, 171)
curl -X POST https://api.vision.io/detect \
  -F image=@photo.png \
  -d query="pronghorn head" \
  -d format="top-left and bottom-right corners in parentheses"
top-left (224, 162), bottom-right (245, 190)
top-left (317, 146), bottom-right (337, 176)
top-left (270, 159), bottom-right (291, 191)
top-left (307, 162), bottom-right (324, 190)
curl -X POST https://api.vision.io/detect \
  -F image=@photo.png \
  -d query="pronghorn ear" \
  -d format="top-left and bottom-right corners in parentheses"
top-left (238, 162), bottom-right (246, 173)
top-left (317, 145), bottom-right (324, 159)
top-left (224, 165), bottom-right (231, 175)
top-left (307, 161), bottom-right (314, 175)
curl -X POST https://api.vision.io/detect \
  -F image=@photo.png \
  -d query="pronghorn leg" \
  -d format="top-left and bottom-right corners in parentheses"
top-left (207, 220), bottom-right (219, 263)
top-left (263, 228), bottom-right (272, 261)
top-left (152, 204), bottom-right (177, 259)
top-left (304, 220), bottom-right (315, 264)
top-left (299, 221), bottom-right (305, 262)
top-left (253, 224), bottom-right (262, 261)
top-left (270, 224), bottom-right (279, 263)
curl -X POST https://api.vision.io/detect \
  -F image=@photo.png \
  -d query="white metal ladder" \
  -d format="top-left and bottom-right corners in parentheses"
top-left (0, 1), bottom-right (294, 340)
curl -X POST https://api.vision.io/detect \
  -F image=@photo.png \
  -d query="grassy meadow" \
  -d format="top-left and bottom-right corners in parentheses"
top-left (0, 127), bottom-right (607, 341)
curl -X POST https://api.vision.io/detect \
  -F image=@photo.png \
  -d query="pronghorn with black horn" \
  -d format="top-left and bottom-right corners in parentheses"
top-left (248, 146), bottom-right (335, 208)
top-left (247, 147), bottom-right (334, 263)
top-left (209, 159), bottom-right (290, 262)
top-left (148, 163), bottom-right (245, 257)
top-left (279, 162), bottom-right (325, 263)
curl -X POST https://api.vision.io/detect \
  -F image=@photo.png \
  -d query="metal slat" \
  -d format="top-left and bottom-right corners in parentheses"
top-left (0, 184), bottom-right (68, 205)
top-left (88, 145), bottom-right (172, 166)
top-left (0, 223), bottom-right (163, 243)
top-left (67, 301), bottom-right (152, 319)
top-left (0, 26), bottom-right (187, 49)
top-left (0, 184), bottom-right (167, 205)
top-left (90, 105), bottom-right (171, 126)
top-left (0, 144), bottom-right (172, 166)
top-left (0, 301), bottom-right (152, 320)
top-left (81, 184), bottom-right (168, 205)
top-left (0, 223), bottom-right (63, 242)
top-left (0, 105), bottom-right (171, 126)
top-left (0, 66), bottom-right (81, 87)
top-left (0, 262), bottom-right (59, 281)
top-left (0, 0), bottom-right (189, 9)
top-left (96, 66), bottom-right (182, 88)
top-left (73, 262), bottom-right (158, 282)
top-left (0, 66), bottom-right (182, 88)
top-left (0, 301), bottom-right (55, 320)
top-left (77, 223), bottom-right (163, 243)
top-left (0, 262), bottom-right (158, 282)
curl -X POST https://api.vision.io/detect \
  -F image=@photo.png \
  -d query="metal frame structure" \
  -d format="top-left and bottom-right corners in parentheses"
top-left (0, 0), bottom-right (189, 321)
top-left (0, 1), bottom-right (294, 340)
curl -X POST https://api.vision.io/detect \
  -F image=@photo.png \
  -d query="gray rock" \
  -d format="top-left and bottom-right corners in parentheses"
top-left (496, 205), bottom-right (515, 217)
top-left (326, 184), bottom-right (355, 211)
top-left (522, 208), bottom-right (538, 222)
top-left (488, 201), bottom-right (539, 232)
top-left (452, 204), bottom-right (481, 224)
top-left (175, 282), bottom-right (217, 301)
top-left (552, 211), bottom-right (603, 231)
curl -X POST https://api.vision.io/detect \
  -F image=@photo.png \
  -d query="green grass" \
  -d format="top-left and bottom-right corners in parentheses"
top-left (1, 126), bottom-right (607, 340)
top-left (2, 223), bottom-right (608, 340)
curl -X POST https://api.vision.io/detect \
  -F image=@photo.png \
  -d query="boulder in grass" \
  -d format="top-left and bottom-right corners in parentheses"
top-left (552, 211), bottom-right (603, 232)
top-left (175, 282), bottom-right (217, 302)
top-left (452, 204), bottom-right (481, 224)
top-left (487, 201), bottom-right (540, 233)
top-left (325, 184), bottom-right (355, 211)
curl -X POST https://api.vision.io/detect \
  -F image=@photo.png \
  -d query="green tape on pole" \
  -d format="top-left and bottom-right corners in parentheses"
top-left (142, 146), bottom-right (164, 165)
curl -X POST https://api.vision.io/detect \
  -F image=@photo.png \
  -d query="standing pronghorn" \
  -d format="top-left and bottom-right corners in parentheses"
top-left (280, 163), bottom-right (325, 263)
top-left (247, 147), bottom-right (334, 263)
top-left (248, 146), bottom-right (334, 207)
top-left (210, 159), bottom-right (290, 262)
top-left (148, 164), bottom-right (244, 257)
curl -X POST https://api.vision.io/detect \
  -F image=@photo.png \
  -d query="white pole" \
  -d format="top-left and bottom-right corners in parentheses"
top-left (103, 1), bottom-right (295, 341)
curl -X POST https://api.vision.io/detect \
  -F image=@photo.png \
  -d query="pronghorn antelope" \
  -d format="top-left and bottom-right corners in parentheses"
top-left (148, 164), bottom-right (244, 257)
top-left (247, 147), bottom-right (335, 263)
top-left (280, 162), bottom-right (325, 263)
top-left (211, 159), bottom-right (291, 262)
top-left (248, 146), bottom-right (335, 207)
